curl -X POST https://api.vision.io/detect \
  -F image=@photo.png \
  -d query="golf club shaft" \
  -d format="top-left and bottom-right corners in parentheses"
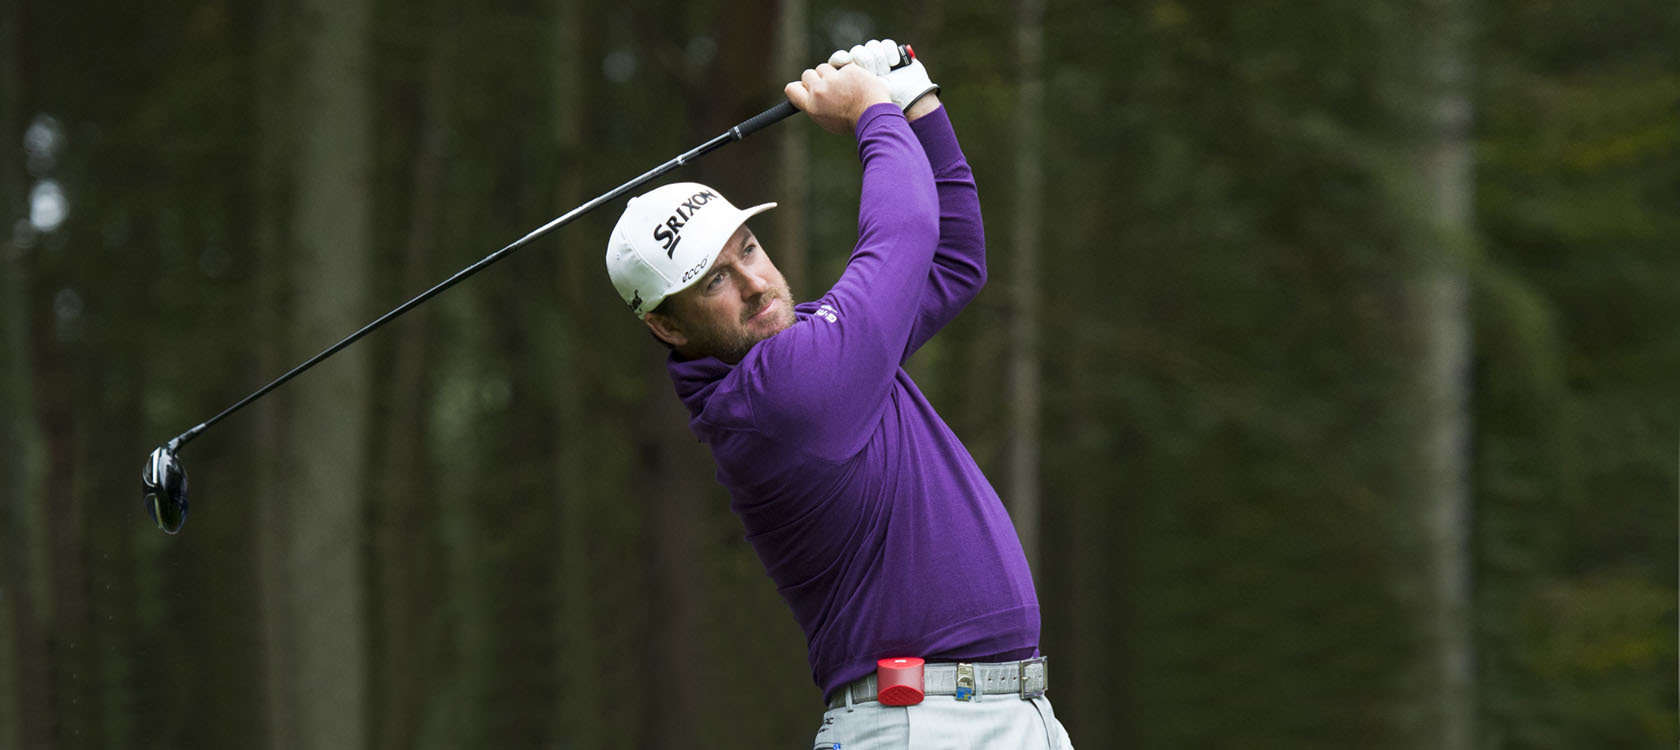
top-left (167, 99), bottom-right (800, 450)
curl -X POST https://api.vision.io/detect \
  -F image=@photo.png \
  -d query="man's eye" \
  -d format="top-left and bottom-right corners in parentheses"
top-left (743, 243), bottom-right (756, 256)
top-left (707, 272), bottom-right (725, 289)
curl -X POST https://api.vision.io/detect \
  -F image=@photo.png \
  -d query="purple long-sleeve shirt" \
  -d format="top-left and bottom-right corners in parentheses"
top-left (667, 103), bottom-right (1039, 701)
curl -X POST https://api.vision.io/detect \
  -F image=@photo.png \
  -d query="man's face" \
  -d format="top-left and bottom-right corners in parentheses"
top-left (647, 226), bottom-right (796, 363)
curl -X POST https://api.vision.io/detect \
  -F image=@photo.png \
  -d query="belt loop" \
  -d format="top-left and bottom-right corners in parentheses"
top-left (844, 683), bottom-right (855, 713)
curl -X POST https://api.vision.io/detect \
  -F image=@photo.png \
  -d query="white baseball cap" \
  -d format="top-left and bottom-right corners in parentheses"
top-left (605, 182), bottom-right (775, 318)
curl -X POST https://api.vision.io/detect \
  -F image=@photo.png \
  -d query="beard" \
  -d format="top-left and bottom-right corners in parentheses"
top-left (682, 282), bottom-right (796, 364)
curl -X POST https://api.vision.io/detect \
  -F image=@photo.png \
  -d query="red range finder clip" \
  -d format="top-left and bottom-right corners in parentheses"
top-left (875, 656), bottom-right (925, 706)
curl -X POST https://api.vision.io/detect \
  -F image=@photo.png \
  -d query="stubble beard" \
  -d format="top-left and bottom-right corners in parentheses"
top-left (686, 282), bottom-right (796, 364)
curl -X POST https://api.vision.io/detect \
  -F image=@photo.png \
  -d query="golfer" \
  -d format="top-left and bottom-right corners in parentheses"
top-left (605, 40), bottom-right (1072, 749)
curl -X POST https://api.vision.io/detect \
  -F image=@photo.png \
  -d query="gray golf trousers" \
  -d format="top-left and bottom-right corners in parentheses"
top-left (811, 693), bottom-right (1075, 749)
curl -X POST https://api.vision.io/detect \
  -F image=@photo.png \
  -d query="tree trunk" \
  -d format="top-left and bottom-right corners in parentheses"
top-left (371, 6), bottom-right (450, 747)
top-left (17, 5), bottom-right (90, 733)
top-left (1007, 0), bottom-right (1046, 575)
top-left (288, 0), bottom-right (374, 745)
top-left (773, 0), bottom-right (809, 296)
top-left (32, 206), bottom-right (82, 750)
top-left (551, 0), bottom-right (604, 745)
top-left (0, 3), bottom-right (50, 746)
top-left (253, 1), bottom-right (299, 746)
top-left (639, 356), bottom-right (706, 748)
top-left (26, 80), bottom-right (83, 741)
top-left (1413, 0), bottom-right (1474, 745)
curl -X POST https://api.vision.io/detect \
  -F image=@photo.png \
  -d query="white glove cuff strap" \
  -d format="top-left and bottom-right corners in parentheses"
top-left (905, 84), bottom-right (941, 111)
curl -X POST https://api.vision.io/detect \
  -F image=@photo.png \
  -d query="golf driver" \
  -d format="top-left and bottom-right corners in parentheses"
top-left (140, 44), bottom-right (921, 534)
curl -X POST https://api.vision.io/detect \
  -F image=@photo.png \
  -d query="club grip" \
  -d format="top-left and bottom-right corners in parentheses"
top-left (891, 44), bottom-right (915, 70)
top-left (734, 100), bottom-right (799, 139)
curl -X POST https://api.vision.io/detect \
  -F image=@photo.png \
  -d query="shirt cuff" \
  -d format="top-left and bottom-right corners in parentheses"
top-left (854, 102), bottom-right (909, 146)
top-left (908, 106), bottom-right (962, 171)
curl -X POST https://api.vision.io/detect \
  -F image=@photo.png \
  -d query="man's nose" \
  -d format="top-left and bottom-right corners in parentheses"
top-left (741, 267), bottom-right (771, 295)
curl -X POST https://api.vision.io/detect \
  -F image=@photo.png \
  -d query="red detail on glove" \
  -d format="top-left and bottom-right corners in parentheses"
top-left (876, 657), bottom-right (925, 706)
top-left (904, 44), bottom-right (917, 61)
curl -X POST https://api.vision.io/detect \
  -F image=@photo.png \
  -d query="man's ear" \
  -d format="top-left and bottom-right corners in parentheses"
top-left (644, 310), bottom-right (688, 348)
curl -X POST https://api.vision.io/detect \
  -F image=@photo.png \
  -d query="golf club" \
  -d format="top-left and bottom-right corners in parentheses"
top-left (141, 100), bottom-right (800, 535)
top-left (142, 46), bottom-right (920, 534)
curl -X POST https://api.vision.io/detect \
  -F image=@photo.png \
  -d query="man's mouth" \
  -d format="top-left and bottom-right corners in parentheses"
top-left (747, 296), bottom-right (777, 323)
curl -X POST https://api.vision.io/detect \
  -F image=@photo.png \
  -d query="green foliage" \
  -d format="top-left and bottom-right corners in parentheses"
top-left (1473, 0), bottom-right (1680, 745)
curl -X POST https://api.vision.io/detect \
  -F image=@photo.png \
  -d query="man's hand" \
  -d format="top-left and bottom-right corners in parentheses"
top-left (784, 63), bottom-right (892, 134)
top-left (827, 39), bottom-right (940, 117)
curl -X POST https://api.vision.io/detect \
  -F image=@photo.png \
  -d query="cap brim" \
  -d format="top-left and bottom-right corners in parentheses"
top-left (740, 201), bottom-right (777, 221)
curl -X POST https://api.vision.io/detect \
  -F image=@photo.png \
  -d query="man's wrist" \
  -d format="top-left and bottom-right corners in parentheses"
top-left (905, 93), bottom-right (942, 122)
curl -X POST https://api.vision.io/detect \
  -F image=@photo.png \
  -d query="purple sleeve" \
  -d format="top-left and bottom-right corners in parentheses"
top-left (903, 106), bottom-right (986, 359)
top-left (740, 103), bottom-right (940, 461)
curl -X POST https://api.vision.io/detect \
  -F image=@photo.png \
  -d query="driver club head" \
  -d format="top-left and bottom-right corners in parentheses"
top-left (142, 445), bottom-right (188, 534)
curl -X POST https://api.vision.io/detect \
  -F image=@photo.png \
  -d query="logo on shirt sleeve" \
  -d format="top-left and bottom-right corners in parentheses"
top-left (814, 304), bottom-right (838, 324)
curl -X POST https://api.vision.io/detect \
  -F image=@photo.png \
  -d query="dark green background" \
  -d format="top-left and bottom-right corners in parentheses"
top-left (1, 0), bottom-right (1674, 747)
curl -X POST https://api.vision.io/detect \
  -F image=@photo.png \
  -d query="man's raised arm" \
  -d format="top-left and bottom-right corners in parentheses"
top-left (738, 64), bottom-right (940, 461)
top-left (829, 41), bottom-right (987, 360)
top-left (902, 97), bottom-right (984, 359)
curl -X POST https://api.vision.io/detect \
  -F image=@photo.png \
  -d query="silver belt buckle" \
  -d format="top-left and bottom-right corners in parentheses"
top-left (1018, 657), bottom-right (1047, 699)
top-left (954, 663), bottom-right (976, 701)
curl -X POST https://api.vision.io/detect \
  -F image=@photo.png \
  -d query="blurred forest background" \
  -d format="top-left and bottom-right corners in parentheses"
top-left (1, 0), bottom-right (1675, 747)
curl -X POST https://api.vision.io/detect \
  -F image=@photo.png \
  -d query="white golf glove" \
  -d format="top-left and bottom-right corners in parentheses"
top-left (827, 38), bottom-right (939, 112)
